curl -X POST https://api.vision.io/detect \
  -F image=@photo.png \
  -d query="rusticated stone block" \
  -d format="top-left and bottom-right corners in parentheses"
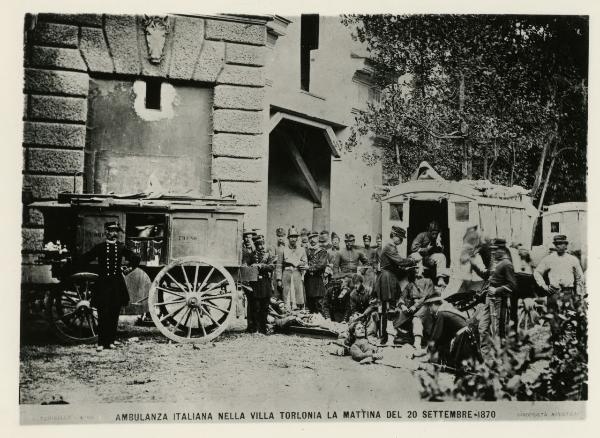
top-left (105, 15), bottom-right (140, 75)
top-left (205, 20), bottom-right (266, 46)
top-left (32, 22), bottom-right (78, 48)
top-left (212, 157), bottom-right (262, 182)
top-left (79, 27), bottom-right (114, 73)
top-left (218, 181), bottom-right (263, 205)
top-left (217, 65), bottom-right (264, 87)
top-left (213, 109), bottom-right (263, 134)
top-left (168, 16), bottom-right (205, 80)
top-left (226, 43), bottom-right (265, 66)
top-left (38, 13), bottom-right (103, 27)
top-left (22, 228), bottom-right (44, 252)
top-left (212, 133), bottom-right (263, 158)
top-left (214, 85), bottom-right (264, 110)
top-left (23, 175), bottom-right (83, 200)
top-left (26, 148), bottom-right (84, 174)
top-left (23, 122), bottom-right (86, 148)
top-left (29, 46), bottom-right (87, 72)
top-left (29, 95), bottom-right (87, 122)
top-left (192, 40), bottom-right (225, 83)
top-left (24, 69), bottom-right (89, 97)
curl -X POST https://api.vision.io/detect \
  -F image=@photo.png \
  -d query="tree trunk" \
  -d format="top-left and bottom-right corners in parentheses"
top-left (458, 73), bottom-right (469, 179)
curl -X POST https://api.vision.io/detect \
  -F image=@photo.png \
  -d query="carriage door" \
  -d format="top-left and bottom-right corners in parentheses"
top-left (447, 196), bottom-right (476, 270)
top-left (383, 196), bottom-right (410, 257)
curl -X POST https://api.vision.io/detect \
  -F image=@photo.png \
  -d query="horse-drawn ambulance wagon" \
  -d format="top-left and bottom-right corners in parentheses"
top-left (26, 193), bottom-right (252, 344)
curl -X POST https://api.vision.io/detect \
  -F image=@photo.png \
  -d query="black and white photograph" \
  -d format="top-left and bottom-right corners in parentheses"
top-left (8, 0), bottom-right (595, 428)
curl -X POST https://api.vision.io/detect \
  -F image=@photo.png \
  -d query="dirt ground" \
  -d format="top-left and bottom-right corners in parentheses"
top-left (19, 315), bottom-right (423, 407)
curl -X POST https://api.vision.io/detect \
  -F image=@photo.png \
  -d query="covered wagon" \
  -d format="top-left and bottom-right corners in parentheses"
top-left (381, 162), bottom-right (539, 271)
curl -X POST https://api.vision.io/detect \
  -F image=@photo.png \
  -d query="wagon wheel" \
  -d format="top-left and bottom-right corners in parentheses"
top-left (45, 272), bottom-right (99, 344)
top-left (148, 257), bottom-right (237, 343)
top-left (517, 298), bottom-right (542, 331)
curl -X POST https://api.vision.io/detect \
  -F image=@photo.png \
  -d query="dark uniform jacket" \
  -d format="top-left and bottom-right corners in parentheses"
top-left (334, 248), bottom-right (369, 274)
top-left (374, 242), bottom-right (413, 302)
top-left (430, 310), bottom-right (467, 350)
top-left (489, 258), bottom-right (517, 296)
top-left (79, 240), bottom-right (140, 307)
top-left (305, 245), bottom-right (328, 297)
top-left (245, 248), bottom-right (276, 298)
top-left (349, 284), bottom-right (372, 315)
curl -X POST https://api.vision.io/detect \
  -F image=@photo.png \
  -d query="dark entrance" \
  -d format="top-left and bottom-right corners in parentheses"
top-left (408, 199), bottom-right (450, 266)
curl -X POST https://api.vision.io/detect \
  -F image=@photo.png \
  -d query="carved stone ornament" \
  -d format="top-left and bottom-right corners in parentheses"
top-left (142, 15), bottom-right (170, 64)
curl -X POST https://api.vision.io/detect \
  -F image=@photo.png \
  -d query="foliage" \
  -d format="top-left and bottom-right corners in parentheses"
top-left (341, 15), bottom-right (588, 204)
top-left (416, 293), bottom-right (588, 401)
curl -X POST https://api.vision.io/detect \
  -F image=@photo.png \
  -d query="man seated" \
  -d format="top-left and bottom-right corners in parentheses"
top-left (348, 321), bottom-right (383, 364)
top-left (267, 298), bottom-right (314, 331)
top-left (391, 266), bottom-right (432, 356)
top-left (423, 292), bottom-right (482, 371)
top-left (409, 221), bottom-right (447, 283)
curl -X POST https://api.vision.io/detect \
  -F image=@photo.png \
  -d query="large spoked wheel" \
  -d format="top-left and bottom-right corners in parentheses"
top-left (45, 272), bottom-right (99, 344)
top-left (148, 257), bottom-right (237, 343)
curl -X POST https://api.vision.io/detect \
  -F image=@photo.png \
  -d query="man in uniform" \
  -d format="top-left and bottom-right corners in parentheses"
top-left (242, 229), bottom-right (256, 259)
top-left (319, 230), bottom-right (331, 250)
top-left (245, 234), bottom-right (277, 334)
top-left (410, 220), bottom-right (447, 282)
top-left (304, 231), bottom-right (329, 314)
top-left (533, 234), bottom-right (585, 337)
top-left (277, 227), bottom-right (308, 310)
top-left (272, 227), bottom-right (287, 299)
top-left (79, 221), bottom-right (140, 352)
top-left (478, 238), bottom-right (517, 356)
top-left (361, 234), bottom-right (378, 288)
top-left (300, 227), bottom-right (310, 248)
top-left (333, 234), bottom-right (369, 275)
top-left (373, 226), bottom-right (415, 344)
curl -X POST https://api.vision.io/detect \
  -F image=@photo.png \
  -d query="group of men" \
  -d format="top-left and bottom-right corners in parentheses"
top-left (240, 227), bottom-right (383, 334)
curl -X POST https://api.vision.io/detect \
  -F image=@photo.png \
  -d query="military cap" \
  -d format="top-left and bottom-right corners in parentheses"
top-left (104, 221), bottom-right (124, 232)
top-left (344, 233), bottom-right (356, 242)
top-left (391, 226), bottom-right (406, 239)
top-left (252, 234), bottom-right (265, 243)
top-left (363, 234), bottom-right (372, 241)
top-left (287, 226), bottom-right (299, 238)
top-left (331, 232), bottom-right (339, 240)
top-left (320, 230), bottom-right (329, 236)
top-left (300, 227), bottom-right (310, 236)
top-left (553, 234), bottom-right (569, 244)
top-left (318, 235), bottom-right (328, 243)
top-left (243, 229), bottom-right (256, 237)
top-left (428, 221), bottom-right (441, 232)
top-left (275, 227), bottom-right (286, 237)
top-left (308, 231), bottom-right (319, 239)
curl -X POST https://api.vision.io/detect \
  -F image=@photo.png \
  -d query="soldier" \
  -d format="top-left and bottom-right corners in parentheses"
top-left (479, 238), bottom-right (517, 356)
top-left (409, 220), bottom-right (447, 282)
top-left (319, 230), bottom-right (331, 250)
top-left (373, 226), bottom-right (415, 344)
top-left (304, 231), bottom-right (328, 314)
top-left (361, 234), bottom-right (378, 288)
top-left (246, 234), bottom-right (277, 334)
top-left (276, 227), bottom-right (308, 310)
top-left (78, 222), bottom-right (140, 352)
top-left (242, 229), bottom-right (256, 259)
top-left (533, 234), bottom-right (585, 337)
top-left (300, 227), bottom-right (310, 248)
top-left (272, 227), bottom-right (287, 299)
top-left (333, 234), bottom-right (369, 275)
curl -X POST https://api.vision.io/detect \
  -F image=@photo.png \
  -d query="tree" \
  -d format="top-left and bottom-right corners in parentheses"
top-left (341, 15), bottom-right (587, 205)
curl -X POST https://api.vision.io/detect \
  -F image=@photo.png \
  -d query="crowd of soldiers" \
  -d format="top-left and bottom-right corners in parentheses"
top-left (240, 222), bottom-right (586, 371)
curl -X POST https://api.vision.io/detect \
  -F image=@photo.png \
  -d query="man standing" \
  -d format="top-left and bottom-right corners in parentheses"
top-left (479, 238), bottom-right (517, 355)
top-left (304, 231), bottom-right (329, 314)
top-left (272, 227), bottom-right (287, 299)
top-left (277, 227), bottom-right (308, 310)
top-left (79, 222), bottom-right (140, 352)
top-left (361, 234), bottom-right (378, 288)
top-left (534, 234), bottom-right (585, 337)
top-left (246, 234), bottom-right (276, 334)
top-left (373, 226), bottom-right (415, 344)
top-left (333, 234), bottom-right (369, 275)
top-left (242, 229), bottom-right (256, 259)
top-left (300, 227), bottom-right (310, 248)
top-left (410, 220), bottom-right (447, 281)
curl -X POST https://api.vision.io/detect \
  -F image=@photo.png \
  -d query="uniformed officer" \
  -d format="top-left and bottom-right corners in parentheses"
top-left (304, 231), bottom-right (328, 314)
top-left (79, 221), bottom-right (140, 352)
top-left (246, 234), bottom-right (276, 334)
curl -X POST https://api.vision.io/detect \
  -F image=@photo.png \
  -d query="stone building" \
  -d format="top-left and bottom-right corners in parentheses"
top-left (21, 13), bottom-right (383, 256)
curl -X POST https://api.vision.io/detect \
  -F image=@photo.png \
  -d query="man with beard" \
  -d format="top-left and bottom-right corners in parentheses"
top-left (245, 234), bottom-right (277, 334)
top-left (373, 226), bottom-right (414, 344)
top-left (78, 222), bottom-right (140, 352)
top-left (304, 231), bottom-right (329, 314)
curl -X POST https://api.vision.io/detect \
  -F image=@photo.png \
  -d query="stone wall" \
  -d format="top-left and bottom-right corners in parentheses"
top-left (22, 13), bottom-right (269, 254)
